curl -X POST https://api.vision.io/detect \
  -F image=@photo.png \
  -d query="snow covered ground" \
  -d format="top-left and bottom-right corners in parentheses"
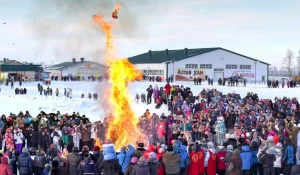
top-left (0, 80), bottom-right (299, 122)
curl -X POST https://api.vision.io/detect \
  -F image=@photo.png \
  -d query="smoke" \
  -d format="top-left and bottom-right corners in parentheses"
top-left (27, 0), bottom-right (147, 63)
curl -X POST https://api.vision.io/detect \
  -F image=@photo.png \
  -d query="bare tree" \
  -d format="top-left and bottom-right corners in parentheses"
top-left (296, 50), bottom-right (300, 76)
top-left (282, 49), bottom-right (294, 78)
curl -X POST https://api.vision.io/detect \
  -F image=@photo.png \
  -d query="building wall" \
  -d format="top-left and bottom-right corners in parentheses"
top-left (135, 63), bottom-right (167, 79)
top-left (167, 49), bottom-right (268, 82)
top-left (61, 62), bottom-right (107, 78)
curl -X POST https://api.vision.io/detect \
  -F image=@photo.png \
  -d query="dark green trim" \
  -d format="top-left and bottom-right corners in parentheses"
top-left (0, 65), bottom-right (43, 72)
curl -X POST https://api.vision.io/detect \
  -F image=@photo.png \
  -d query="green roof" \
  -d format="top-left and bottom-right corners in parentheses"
top-left (0, 65), bottom-right (43, 72)
top-left (46, 61), bottom-right (106, 70)
top-left (128, 47), bottom-right (270, 65)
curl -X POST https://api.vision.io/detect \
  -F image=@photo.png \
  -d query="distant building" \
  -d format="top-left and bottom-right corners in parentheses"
top-left (45, 58), bottom-right (108, 80)
top-left (0, 58), bottom-right (43, 82)
top-left (128, 47), bottom-right (270, 82)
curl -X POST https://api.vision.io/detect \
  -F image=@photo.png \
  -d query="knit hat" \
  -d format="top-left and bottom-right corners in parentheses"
top-left (138, 156), bottom-right (147, 163)
top-left (233, 149), bottom-right (240, 154)
top-left (227, 145), bottom-right (234, 150)
top-left (82, 145), bottom-right (89, 152)
top-left (149, 152), bottom-right (156, 159)
top-left (159, 148), bottom-right (165, 153)
top-left (161, 144), bottom-right (167, 149)
top-left (94, 146), bottom-right (100, 151)
top-left (72, 147), bottom-right (79, 153)
top-left (131, 157), bottom-right (138, 163)
top-left (22, 147), bottom-right (28, 153)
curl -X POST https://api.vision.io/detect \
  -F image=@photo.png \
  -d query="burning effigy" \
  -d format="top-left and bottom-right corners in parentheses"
top-left (93, 6), bottom-right (146, 149)
top-left (112, 2), bottom-right (122, 19)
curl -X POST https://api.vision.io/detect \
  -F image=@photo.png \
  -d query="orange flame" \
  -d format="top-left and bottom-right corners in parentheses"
top-left (93, 14), bottom-right (144, 149)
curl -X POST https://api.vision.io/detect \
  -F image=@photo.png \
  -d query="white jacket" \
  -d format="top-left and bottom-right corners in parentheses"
top-left (274, 147), bottom-right (282, 168)
top-left (51, 130), bottom-right (62, 142)
top-left (14, 132), bottom-right (24, 144)
top-left (91, 127), bottom-right (97, 139)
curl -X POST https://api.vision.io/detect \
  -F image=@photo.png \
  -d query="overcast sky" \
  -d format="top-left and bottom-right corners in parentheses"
top-left (0, 0), bottom-right (299, 66)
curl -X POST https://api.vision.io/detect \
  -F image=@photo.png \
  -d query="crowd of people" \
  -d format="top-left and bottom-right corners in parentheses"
top-left (0, 81), bottom-right (300, 175)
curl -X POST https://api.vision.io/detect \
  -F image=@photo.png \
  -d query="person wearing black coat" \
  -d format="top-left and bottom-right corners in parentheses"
top-left (225, 137), bottom-right (238, 149)
top-left (47, 144), bottom-right (58, 161)
top-left (67, 147), bottom-right (82, 175)
top-left (31, 127), bottom-right (40, 149)
top-left (34, 149), bottom-right (47, 175)
top-left (98, 158), bottom-right (122, 175)
top-left (39, 131), bottom-right (51, 152)
top-left (18, 147), bottom-right (33, 175)
top-left (146, 85), bottom-right (153, 104)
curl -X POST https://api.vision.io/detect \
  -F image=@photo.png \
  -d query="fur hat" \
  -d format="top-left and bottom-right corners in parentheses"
top-left (82, 145), bottom-right (89, 152)
top-left (227, 145), bottom-right (234, 150)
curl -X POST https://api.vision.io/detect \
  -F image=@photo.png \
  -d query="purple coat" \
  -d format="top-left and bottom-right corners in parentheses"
top-left (132, 162), bottom-right (150, 175)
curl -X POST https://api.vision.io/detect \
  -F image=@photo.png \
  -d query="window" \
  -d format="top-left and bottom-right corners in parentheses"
top-left (214, 68), bottom-right (224, 71)
top-left (185, 64), bottom-right (198, 69)
top-left (200, 64), bottom-right (212, 69)
top-left (142, 69), bottom-right (164, 75)
top-left (240, 65), bottom-right (251, 69)
top-left (226, 65), bottom-right (237, 69)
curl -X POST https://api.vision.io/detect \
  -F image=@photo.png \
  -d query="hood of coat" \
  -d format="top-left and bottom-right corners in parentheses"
top-left (148, 157), bottom-right (158, 163)
top-left (163, 151), bottom-right (180, 161)
top-left (0, 157), bottom-right (9, 165)
top-left (137, 156), bottom-right (148, 166)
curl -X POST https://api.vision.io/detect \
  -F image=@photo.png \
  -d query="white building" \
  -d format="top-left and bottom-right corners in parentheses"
top-left (45, 58), bottom-right (108, 80)
top-left (128, 47), bottom-right (270, 82)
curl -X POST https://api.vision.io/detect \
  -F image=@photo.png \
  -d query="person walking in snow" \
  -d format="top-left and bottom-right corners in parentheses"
top-left (14, 128), bottom-right (24, 154)
top-left (55, 88), bottom-right (59, 97)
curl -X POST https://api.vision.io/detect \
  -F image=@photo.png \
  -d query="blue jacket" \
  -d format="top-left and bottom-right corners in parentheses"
top-left (0, 120), bottom-right (4, 131)
top-left (18, 152), bottom-right (33, 174)
top-left (179, 145), bottom-right (189, 168)
top-left (282, 144), bottom-right (294, 165)
top-left (251, 149), bottom-right (259, 164)
top-left (240, 145), bottom-right (253, 170)
top-left (116, 145), bottom-right (135, 173)
top-left (42, 166), bottom-right (50, 175)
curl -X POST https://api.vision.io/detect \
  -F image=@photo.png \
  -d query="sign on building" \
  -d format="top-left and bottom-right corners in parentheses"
top-left (175, 68), bottom-right (205, 81)
top-left (224, 69), bottom-right (262, 81)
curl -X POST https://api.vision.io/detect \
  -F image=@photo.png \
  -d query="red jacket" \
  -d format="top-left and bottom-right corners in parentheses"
top-left (197, 149), bottom-right (205, 174)
top-left (164, 84), bottom-right (171, 94)
top-left (157, 122), bottom-right (166, 137)
top-left (216, 151), bottom-right (226, 170)
top-left (188, 152), bottom-right (199, 175)
top-left (206, 150), bottom-right (216, 175)
top-left (143, 145), bottom-right (156, 160)
top-left (0, 157), bottom-right (13, 175)
top-left (156, 153), bottom-right (165, 175)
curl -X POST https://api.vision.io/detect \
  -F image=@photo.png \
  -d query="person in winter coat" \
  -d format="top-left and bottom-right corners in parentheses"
top-left (42, 164), bottom-right (51, 175)
top-left (78, 153), bottom-right (98, 175)
top-left (132, 143), bottom-right (146, 159)
top-left (49, 160), bottom-right (62, 175)
top-left (5, 128), bottom-right (14, 150)
top-left (205, 142), bottom-right (217, 175)
top-left (188, 145), bottom-right (198, 175)
top-left (98, 144), bottom-right (122, 175)
top-left (282, 137), bottom-right (295, 175)
top-left (156, 148), bottom-right (165, 175)
top-left (227, 149), bottom-right (242, 175)
top-left (148, 152), bottom-right (160, 175)
top-left (163, 146), bottom-right (181, 175)
top-left (14, 128), bottom-right (24, 154)
top-left (274, 143), bottom-right (283, 175)
top-left (67, 147), bottom-right (82, 175)
top-left (216, 146), bottom-right (226, 175)
top-left (34, 149), bottom-right (47, 175)
top-left (0, 156), bottom-right (13, 175)
top-left (258, 148), bottom-right (276, 175)
top-left (132, 156), bottom-right (150, 175)
top-left (178, 144), bottom-right (189, 175)
top-left (116, 144), bottom-right (135, 173)
top-left (124, 157), bottom-right (138, 175)
top-left (7, 148), bottom-right (17, 174)
top-left (18, 147), bottom-right (33, 175)
top-left (250, 141), bottom-right (262, 175)
top-left (72, 130), bottom-right (81, 149)
top-left (239, 143), bottom-right (253, 175)
top-left (47, 144), bottom-right (58, 161)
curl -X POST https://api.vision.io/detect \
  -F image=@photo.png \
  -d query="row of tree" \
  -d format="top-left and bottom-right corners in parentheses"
top-left (282, 49), bottom-right (300, 78)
